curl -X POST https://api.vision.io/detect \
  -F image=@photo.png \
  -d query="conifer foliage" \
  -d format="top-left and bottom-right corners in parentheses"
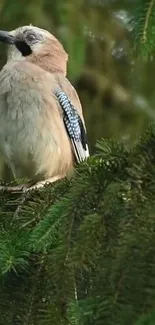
top-left (1, 1), bottom-right (155, 324)
top-left (132, 0), bottom-right (155, 59)
top-left (0, 124), bottom-right (155, 324)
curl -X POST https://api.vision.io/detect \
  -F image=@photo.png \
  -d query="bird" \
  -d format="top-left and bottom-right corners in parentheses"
top-left (0, 25), bottom-right (89, 191)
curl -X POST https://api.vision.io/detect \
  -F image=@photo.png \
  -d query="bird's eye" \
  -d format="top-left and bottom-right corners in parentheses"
top-left (26, 33), bottom-right (37, 42)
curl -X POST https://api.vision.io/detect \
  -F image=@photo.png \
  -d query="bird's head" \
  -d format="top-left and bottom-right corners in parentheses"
top-left (0, 25), bottom-right (68, 75)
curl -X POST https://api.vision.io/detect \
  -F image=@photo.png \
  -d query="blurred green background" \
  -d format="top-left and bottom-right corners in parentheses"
top-left (0, 0), bottom-right (154, 154)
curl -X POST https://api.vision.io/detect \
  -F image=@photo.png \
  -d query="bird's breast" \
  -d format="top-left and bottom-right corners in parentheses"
top-left (0, 85), bottom-right (73, 180)
top-left (0, 63), bottom-right (74, 180)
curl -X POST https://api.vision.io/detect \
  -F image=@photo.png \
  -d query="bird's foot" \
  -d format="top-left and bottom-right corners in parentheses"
top-left (26, 175), bottom-right (64, 191)
top-left (0, 175), bottom-right (64, 193)
top-left (0, 181), bottom-right (34, 193)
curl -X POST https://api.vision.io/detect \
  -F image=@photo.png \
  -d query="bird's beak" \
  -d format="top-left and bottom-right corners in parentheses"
top-left (0, 30), bottom-right (15, 44)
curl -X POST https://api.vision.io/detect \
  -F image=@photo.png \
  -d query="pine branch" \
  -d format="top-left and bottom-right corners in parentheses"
top-left (0, 124), bottom-right (155, 323)
top-left (135, 310), bottom-right (155, 324)
top-left (132, 0), bottom-right (155, 59)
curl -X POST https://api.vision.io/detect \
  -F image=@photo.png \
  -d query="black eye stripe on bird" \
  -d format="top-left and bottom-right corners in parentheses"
top-left (15, 41), bottom-right (32, 56)
top-left (0, 25), bottom-right (89, 192)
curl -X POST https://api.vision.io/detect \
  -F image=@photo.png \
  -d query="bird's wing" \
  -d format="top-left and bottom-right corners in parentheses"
top-left (54, 87), bottom-right (89, 163)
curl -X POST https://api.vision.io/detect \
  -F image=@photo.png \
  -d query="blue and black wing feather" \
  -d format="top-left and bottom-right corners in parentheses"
top-left (55, 88), bottom-right (89, 163)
